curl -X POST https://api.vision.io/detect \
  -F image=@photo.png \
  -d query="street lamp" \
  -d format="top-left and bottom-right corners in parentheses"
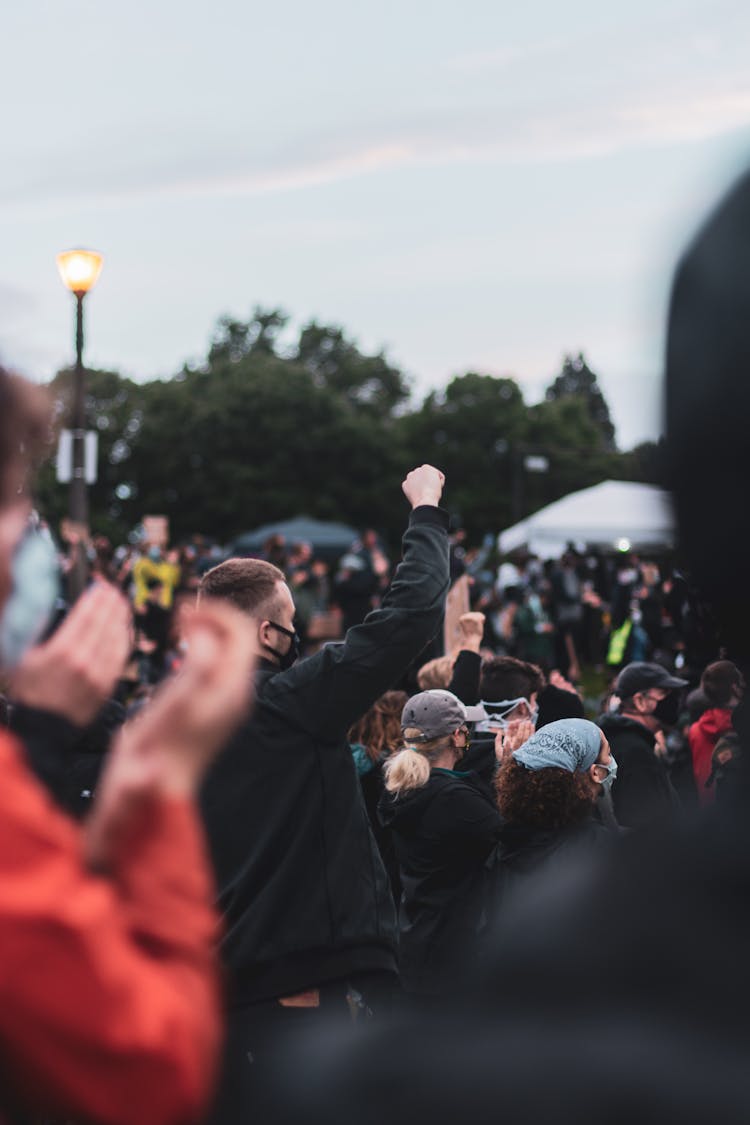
top-left (56, 248), bottom-right (103, 596)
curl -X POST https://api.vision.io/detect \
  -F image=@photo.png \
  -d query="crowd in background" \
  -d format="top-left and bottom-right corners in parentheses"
top-left (3, 159), bottom-right (750, 1125)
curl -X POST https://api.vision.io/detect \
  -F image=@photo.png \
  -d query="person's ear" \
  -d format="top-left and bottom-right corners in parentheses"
top-left (257, 620), bottom-right (273, 647)
top-left (632, 691), bottom-right (649, 713)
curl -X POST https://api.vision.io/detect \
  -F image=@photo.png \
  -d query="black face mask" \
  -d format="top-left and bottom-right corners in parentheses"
top-left (653, 692), bottom-right (681, 727)
top-left (264, 621), bottom-right (300, 671)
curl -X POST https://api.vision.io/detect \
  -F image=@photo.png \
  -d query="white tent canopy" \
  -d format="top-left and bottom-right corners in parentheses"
top-left (498, 480), bottom-right (675, 559)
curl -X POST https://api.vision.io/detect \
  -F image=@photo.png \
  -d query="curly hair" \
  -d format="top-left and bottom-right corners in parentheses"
top-left (348, 690), bottom-right (408, 763)
top-left (495, 757), bottom-right (595, 830)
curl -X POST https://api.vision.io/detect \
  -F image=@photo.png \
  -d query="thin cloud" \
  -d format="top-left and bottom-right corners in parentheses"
top-left (3, 84), bottom-right (750, 217)
top-left (447, 37), bottom-right (569, 72)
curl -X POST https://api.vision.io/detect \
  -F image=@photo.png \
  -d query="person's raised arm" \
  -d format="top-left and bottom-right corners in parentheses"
top-left (448, 611), bottom-right (485, 704)
top-left (401, 463), bottom-right (445, 510)
top-left (270, 465), bottom-right (449, 739)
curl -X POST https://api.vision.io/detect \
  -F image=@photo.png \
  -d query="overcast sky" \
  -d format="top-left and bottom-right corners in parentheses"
top-left (2, 0), bottom-right (750, 448)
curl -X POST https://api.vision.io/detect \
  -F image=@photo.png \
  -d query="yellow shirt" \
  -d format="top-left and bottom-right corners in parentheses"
top-left (132, 557), bottom-right (181, 609)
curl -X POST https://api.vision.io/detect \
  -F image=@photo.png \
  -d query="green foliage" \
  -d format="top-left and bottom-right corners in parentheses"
top-left (396, 372), bottom-right (527, 534)
top-left (207, 306), bottom-right (289, 365)
top-left (34, 313), bottom-right (656, 550)
top-left (295, 321), bottom-right (410, 415)
top-left (545, 352), bottom-right (617, 451)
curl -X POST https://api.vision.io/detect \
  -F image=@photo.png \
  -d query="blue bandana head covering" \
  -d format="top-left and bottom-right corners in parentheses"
top-left (512, 718), bottom-right (602, 774)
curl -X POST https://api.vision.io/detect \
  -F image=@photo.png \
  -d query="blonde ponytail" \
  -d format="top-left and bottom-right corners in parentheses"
top-left (383, 729), bottom-right (453, 795)
top-left (384, 748), bottom-right (431, 794)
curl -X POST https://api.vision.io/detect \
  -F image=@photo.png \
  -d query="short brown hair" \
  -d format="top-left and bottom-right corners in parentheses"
top-left (495, 757), bottom-right (594, 829)
top-left (701, 660), bottom-right (744, 707)
top-left (480, 656), bottom-right (545, 702)
top-left (199, 558), bottom-right (286, 618)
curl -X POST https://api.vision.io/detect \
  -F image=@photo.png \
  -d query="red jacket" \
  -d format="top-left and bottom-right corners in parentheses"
top-left (689, 707), bottom-right (733, 806)
top-left (0, 730), bottom-right (222, 1125)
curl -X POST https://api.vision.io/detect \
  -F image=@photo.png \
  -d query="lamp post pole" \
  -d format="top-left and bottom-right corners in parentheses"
top-left (57, 248), bottom-right (103, 600)
top-left (70, 291), bottom-right (88, 527)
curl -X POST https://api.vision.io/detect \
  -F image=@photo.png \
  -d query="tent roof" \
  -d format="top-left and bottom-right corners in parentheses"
top-left (229, 515), bottom-right (359, 553)
top-left (498, 480), bottom-right (675, 558)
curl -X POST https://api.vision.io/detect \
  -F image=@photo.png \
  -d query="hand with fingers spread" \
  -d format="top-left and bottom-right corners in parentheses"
top-left (494, 718), bottom-right (536, 763)
top-left (402, 465), bottom-right (445, 509)
top-left (10, 583), bottom-right (131, 727)
top-left (85, 598), bottom-right (256, 872)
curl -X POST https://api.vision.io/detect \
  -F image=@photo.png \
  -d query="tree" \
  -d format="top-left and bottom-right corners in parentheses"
top-left (396, 372), bottom-right (528, 535)
top-left (545, 353), bottom-right (617, 451)
top-left (295, 322), bottom-right (410, 416)
top-left (122, 353), bottom-right (405, 543)
top-left (522, 395), bottom-right (619, 515)
top-left (207, 307), bottom-right (288, 366)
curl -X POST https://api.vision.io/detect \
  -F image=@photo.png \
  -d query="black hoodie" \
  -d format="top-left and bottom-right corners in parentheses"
top-left (199, 505), bottom-right (450, 1007)
top-left (378, 768), bottom-right (502, 994)
top-left (599, 712), bottom-right (681, 831)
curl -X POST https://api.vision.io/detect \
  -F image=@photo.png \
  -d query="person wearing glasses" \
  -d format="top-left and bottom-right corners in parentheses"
top-left (378, 690), bottom-right (502, 999)
top-left (598, 662), bottom-right (687, 830)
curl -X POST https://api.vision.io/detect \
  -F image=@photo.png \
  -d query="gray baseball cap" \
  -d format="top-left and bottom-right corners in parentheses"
top-left (401, 690), bottom-right (487, 741)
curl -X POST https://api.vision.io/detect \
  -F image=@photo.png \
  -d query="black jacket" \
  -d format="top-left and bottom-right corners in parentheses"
top-left (599, 712), bottom-right (682, 831)
top-left (484, 817), bottom-right (611, 928)
top-left (378, 768), bottom-right (502, 995)
top-left (199, 505), bottom-right (449, 1006)
top-left (9, 699), bottom-right (125, 820)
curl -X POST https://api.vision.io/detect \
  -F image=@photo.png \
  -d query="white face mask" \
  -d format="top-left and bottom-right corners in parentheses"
top-left (0, 527), bottom-right (60, 669)
top-left (596, 756), bottom-right (618, 791)
top-left (477, 696), bottom-right (539, 732)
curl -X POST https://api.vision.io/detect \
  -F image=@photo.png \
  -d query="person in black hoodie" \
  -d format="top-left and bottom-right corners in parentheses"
top-left (197, 464), bottom-right (450, 1124)
top-left (378, 689), bottom-right (502, 999)
top-left (599, 661), bottom-right (687, 831)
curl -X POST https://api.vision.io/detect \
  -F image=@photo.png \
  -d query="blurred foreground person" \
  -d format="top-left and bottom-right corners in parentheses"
top-left (379, 690), bottom-right (501, 998)
top-left (0, 367), bottom-right (257, 1125)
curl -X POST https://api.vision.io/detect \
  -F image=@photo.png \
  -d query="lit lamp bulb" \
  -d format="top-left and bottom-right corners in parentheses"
top-left (56, 249), bottom-right (103, 295)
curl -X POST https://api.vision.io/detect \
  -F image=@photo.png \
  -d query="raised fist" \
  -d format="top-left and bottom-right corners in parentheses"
top-left (401, 465), bottom-right (445, 509)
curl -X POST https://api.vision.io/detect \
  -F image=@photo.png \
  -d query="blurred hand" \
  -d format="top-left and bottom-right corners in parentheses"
top-left (494, 718), bottom-right (535, 762)
top-left (549, 669), bottom-right (582, 698)
top-left (11, 582), bottom-right (130, 727)
top-left (85, 598), bottom-right (256, 871)
top-left (458, 611), bottom-right (485, 652)
top-left (402, 465), bottom-right (445, 509)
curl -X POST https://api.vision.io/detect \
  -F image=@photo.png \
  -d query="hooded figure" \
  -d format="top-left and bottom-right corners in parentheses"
top-left (377, 690), bottom-right (502, 997)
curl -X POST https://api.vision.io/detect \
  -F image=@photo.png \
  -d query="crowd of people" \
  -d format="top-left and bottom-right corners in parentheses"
top-left (2, 164), bottom-right (750, 1124)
